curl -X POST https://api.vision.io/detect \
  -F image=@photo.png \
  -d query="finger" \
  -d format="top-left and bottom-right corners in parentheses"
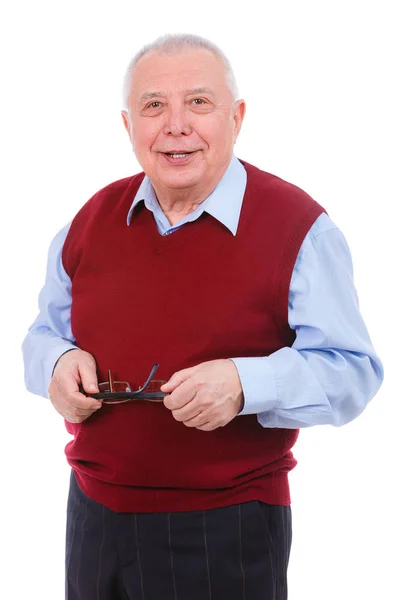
top-left (65, 406), bottom-right (98, 420)
top-left (63, 409), bottom-right (97, 424)
top-left (172, 404), bottom-right (203, 423)
top-left (195, 422), bottom-right (219, 432)
top-left (78, 361), bottom-right (99, 394)
top-left (181, 412), bottom-right (210, 428)
top-left (50, 394), bottom-right (100, 422)
top-left (163, 379), bottom-right (196, 411)
top-left (160, 366), bottom-right (196, 393)
top-left (68, 391), bottom-right (102, 411)
top-left (58, 373), bottom-right (101, 410)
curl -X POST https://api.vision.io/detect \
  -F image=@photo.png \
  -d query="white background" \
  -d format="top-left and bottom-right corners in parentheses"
top-left (1, 1), bottom-right (399, 598)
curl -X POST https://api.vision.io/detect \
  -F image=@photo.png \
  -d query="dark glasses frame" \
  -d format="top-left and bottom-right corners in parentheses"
top-left (88, 364), bottom-right (167, 404)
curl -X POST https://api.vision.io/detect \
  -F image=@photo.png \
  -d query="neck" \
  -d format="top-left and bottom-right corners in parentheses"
top-left (154, 189), bottom-right (207, 226)
top-left (152, 161), bottom-right (230, 226)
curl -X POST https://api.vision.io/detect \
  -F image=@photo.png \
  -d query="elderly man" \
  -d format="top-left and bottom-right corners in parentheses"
top-left (23, 34), bottom-right (383, 600)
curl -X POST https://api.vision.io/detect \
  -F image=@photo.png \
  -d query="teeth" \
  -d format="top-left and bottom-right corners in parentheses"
top-left (168, 153), bottom-right (188, 158)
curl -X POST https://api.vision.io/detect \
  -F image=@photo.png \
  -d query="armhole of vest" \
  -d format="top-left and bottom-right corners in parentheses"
top-left (59, 223), bottom-right (72, 282)
top-left (273, 205), bottom-right (326, 334)
top-left (62, 213), bottom-right (85, 281)
top-left (60, 174), bottom-right (145, 280)
top-left (61, 228), bottom-right (72, 281)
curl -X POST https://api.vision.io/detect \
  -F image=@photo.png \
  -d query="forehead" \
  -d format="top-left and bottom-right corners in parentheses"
top-left (130, 49), bottom-right (228, 100)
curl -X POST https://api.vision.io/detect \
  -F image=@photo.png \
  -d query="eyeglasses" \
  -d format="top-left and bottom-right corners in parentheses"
top-left (89, 364), bottom-right (167, 404)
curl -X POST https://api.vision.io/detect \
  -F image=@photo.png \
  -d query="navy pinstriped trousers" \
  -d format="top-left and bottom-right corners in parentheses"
top-left (66, 471), bottom-right (291, 600)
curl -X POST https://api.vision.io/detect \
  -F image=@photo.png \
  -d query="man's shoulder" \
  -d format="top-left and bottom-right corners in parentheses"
top-left (64, 171), bottom-right (145, 243)
top-left (241, 160), bottom-right (324, 212)
top-left (241, 160), bottom-right (310, 196)
top-left (74, 171), bottom-right (146, 220)
top-left (91, 171), bottom-right (145, 203)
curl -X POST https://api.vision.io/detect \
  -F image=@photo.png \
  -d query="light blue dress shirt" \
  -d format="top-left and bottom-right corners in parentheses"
top-left (22, 156), bottom-right (383, 428)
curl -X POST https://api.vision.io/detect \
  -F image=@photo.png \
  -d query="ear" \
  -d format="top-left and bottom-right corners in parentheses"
top-left (232, 99), bottom-right (246, 142)
top-left (121, 110), bottom-right (131, 135)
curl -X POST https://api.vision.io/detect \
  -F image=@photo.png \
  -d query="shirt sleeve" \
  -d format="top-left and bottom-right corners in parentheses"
top-left (231, 212), bottom-right (384, 428)
top-left (21, 223), bottom-right (78, 398)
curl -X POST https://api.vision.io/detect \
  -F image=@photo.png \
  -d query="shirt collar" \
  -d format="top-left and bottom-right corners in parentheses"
top-left (126, 155), bottom-right (247, 236)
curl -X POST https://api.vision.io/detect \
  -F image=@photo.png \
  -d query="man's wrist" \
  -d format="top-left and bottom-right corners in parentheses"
top-left (52, 347), bottom-right (80, 376)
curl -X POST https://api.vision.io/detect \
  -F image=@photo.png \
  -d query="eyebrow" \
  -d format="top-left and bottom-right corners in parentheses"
top-left (186, 87), bottom-right (215, 96)
top-left (138, 87), bottom-right (216, 103)
top-left (139, 92), bottom-right (163, 102)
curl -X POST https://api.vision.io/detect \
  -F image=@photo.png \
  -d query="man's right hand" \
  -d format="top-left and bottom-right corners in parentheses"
top-left (48, 349), bottom-right (102, 423)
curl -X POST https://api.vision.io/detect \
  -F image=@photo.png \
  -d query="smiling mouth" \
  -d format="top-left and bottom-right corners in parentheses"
top-left (163, 151), bottom-right (196, 158)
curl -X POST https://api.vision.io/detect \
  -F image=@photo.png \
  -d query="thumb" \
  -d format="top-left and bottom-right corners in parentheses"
top-left (79, 362), bottom-right (99, 394)
top-left (160, 366), bottom-right (195, 393)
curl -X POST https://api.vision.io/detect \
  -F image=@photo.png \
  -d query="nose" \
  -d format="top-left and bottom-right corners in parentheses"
top-left (162, 104), bottom-right (192, 136)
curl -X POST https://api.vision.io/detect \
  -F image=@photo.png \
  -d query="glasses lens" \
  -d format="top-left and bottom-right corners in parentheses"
top-left (97, 380), bottom-right (167, 403)
top-left (144, 380), bottom-right (166, 393)
top-left (98, 381), bottom-right (132, 404)
top-left (98, 381), bottom-right (132, 393)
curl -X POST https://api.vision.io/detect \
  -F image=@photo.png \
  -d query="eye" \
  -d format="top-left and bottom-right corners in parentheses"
top-left (147, 101), bottom-right (162, 109)
top-left (192, 98), bottom-right (206, 105)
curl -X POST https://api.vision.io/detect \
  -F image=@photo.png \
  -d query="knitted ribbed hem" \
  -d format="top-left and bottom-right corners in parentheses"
top-left (71, 469), bottom-right (292, 513)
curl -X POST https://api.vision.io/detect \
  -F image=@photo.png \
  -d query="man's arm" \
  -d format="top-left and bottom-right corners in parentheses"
top-left (22, 224), bottom-right (102, 422)
top-left (22, 224), bottom-right (78, 398)
top-left (22, 224), bottom-right (81, 397)
top-left (233, 212), bottom-right (384, 427)
top-left (162, 213), bottom-right (383, 430)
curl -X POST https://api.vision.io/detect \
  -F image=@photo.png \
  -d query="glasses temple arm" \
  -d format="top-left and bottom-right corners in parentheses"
top-left (107, 369), bottom-right (114, 393)
top-left (135, 364), bottom-right (160, 394)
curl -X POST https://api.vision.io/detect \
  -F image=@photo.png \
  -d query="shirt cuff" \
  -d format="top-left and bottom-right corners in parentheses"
top-left (230, 357), bottom-right (278, 415)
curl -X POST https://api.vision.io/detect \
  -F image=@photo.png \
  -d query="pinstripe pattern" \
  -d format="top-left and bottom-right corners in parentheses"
top-left (238, 504), bottom-right (247, 600)
top-left (202, 511), bottom-right (212, 600)
top-left (134, 514), bottom-right (146, 600)
top-left (167, 513), bottom-right (178, 600)
top-left (96, 506), bottom-right (106, 600)
top-left (65, 480), bottom-right (78, 582)
top-left (66, 472), bottom-right (291, 600)
top-left (75, 490), bottom-right (89, 596)
top-left (266, 509), bottom-right (276, 594)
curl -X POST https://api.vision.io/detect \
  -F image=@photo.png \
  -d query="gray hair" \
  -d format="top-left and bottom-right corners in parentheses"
top-left (122, 33), bottom-right (239, 109)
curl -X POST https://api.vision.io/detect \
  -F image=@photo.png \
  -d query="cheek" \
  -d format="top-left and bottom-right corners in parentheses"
top-left (201, 116), bottom-right (234, 147)
top-left (131, 121), bottom-right (161, 153)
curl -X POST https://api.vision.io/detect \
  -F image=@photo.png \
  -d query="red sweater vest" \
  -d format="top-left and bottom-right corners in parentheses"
top-left (62, 160), bottom-right (325, 512)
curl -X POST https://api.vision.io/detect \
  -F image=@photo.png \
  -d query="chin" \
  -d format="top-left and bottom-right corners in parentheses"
top-left (159, 174), bottom-right (202, 190)
top-left (158, 164), bottom-right (205, 186)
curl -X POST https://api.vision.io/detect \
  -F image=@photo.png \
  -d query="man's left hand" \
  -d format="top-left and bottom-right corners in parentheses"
top-left (160, 359), bottom-right (244, 431)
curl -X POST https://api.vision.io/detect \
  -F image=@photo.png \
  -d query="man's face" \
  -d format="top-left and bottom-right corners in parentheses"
top-left (122, 48), bottom-right (245, 198)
